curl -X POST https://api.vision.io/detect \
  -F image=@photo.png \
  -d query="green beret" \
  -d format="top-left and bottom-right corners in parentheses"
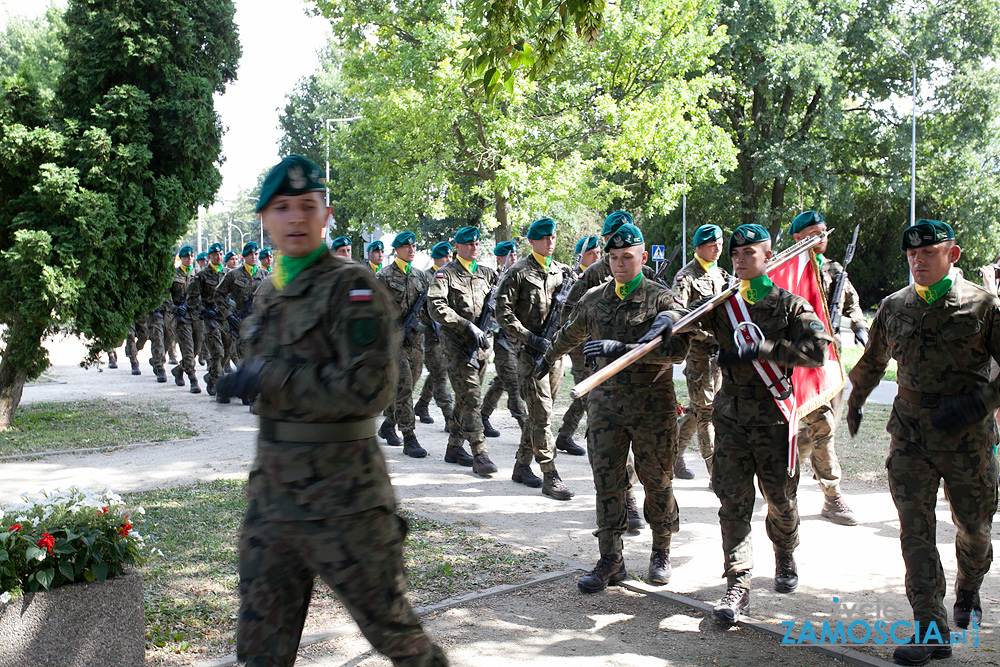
top-left (692, 225), bottom-right (722, 247)
top-left (256, 154), bottom-right (325, 212)
top-left (196, 252), bottom-right (208, 261)
top-left (575, 236), bottom-right (599, 253)
top-left (224, 250), bottom-right (237, 263)
top-left (790, 210), bottom-right (824, 235)
top-left (177, 244), bottom-right (194, 258)
top-left (601, 211), bottom-right (633, 236)
top-left (728, 224), bottom-right (770, 254)
top-left (494, 241), bottom-right (516, 256)
top-left (330, 236), bottom-right (351, 250)
top-left (526, 217), bottom-right (556, 240)
top-left (431, 241), bottom-right (453, 259)
top-left (367, 240), bottom-right (384, 253)
top-left (603, 223), bottom-right (644, 251)
top-left (259, 247), bottom-right (273, 259)
top-left (900, 219), bottom-right (955, 251)
top-left (207, 242), bottom-right (223, 254)
top-left (242, 241), bottom-right (259, 257)
top-left (453, 226), bottom-right (480, 244)
top-left (392, 231), bottom-right (416, 248)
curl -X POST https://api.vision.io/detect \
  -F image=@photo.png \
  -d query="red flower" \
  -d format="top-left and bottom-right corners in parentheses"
top-left (8, 524), bottom-right (21, 532)
top-left (117, 520), bottom-right (132, 537)
top-left (37, 532), bottom-right (55, 554)
top-left (98, 506), bottom-right (108, 514)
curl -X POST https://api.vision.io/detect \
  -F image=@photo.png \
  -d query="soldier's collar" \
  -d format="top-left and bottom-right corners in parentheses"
top-left (394, 257), bottom-right (412, 274)
top-left (695, 255), bottom-right (717, 273)
top-left (531, 251), bottom-right (553, 270)
top-left (457, 256), bottom-right (477, 274)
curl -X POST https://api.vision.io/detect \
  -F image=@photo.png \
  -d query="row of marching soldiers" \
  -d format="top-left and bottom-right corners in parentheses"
top-left (111, 242), bottom-right (274, 404)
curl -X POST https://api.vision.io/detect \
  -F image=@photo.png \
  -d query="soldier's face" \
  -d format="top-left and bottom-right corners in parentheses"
top-left (793, 222), bottom-right (828, 254)
top-left (608, 246), bottom-right (648, 283)
top-left (529, 234), bottom-right (556, 257)
top-left (244, 251), bottom-right (258, 266)
top-left (260, 255), bottom-right (273, 268)
top-left (226, 257), bottom-right (239, 268)
top-left (261, 192), bottom-right (331, 259)
top-left (695, 239), bottom-right (723, 263)
top-left (434, 253), bottom-right (452, 267)
top-left (582, 247), bottom-right (601, 267)
top-left (907, 242), bottom-right (960, 286)
top-left (333, 245), bottom-right (352, 258)
top-left (731, 241), bottom-right (772, 280)
top-left (396, 243), bottom-right (416, 262)
top-left (208, 250), bottom-right (223, 266)
top-left (198, 259), bottom-right (208, 269)
top-left (495, 253), bottom-right (514, 268)
top-left (180, 255), bottom-right (193, 267)
top-left (369, 248), bottom-right (385, 264)
top-left (456, 241), bottom-right (479, 261)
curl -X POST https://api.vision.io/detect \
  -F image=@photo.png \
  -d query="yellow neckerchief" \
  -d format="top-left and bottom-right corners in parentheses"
top-left (532, 251), bottom-right (553, 270)
top-left (182, 264), bottom-right (193, 276)
top-left (211, 262), bottom-right (223, 274)
top-left (369, 262), bottom-right (381, 272)
top-left (244, 263), bottom-right (258, 278)
top-left (915, 268), bottom-right (957, 304)
top-left (696, 255), bottom-right (718, 274)
top-left (394, 257), bottom-right (412, 274)
top-left (579, 263), bottom-right (591, 273)
top-left (738, 275), bottom-right (774, 304)
top-left (457, 256), bottom-right (477, 274)
top-left (614, 273), bottom-right (642, 300)
top-left (272, 244), bottom-right (328, 291)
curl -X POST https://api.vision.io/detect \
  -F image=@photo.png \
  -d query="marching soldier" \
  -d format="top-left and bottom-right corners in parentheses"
top-left (376, 231), bottom-right (431, 458)
top-left (847, 219), bottom-right (999, 666)
top-left (426, 226), bottom-right (500, 477)
top-left (220, 250), bottom-right (242, 374)
top-left (145, 298), bottom-right (170, 384)
top-left (692, 224), bottom-right (832, 624)
top-left (258, 247), bottom-right (273, 273)
top-left (188, 242), bottom-right (226, 397)
top-left (480, 241), bottom-right (528, 439)
top-left (790, 210), bottom-right (867, 525)
top-left (124, 318), bottom-right (148, 375)
top-left (538, 223), bottom-right (689, 590)
top-left (194, 251), bottom-right (209, 366)
top-left (331, 236), bottom-right (353, 259)
top-left (367, 240), bottom-right (385, 273)
top-left (224, 250), bottom-right (239, 271)
top-left (673, 224), bottom-right (729, 481)
top-left (414, 241), bottom-right (456, 429)
top-left (495, 218), bottom-right (575, 500)
top-left (196, 251), bottom-right (208, 272)
top-left (215, 154), bottom-right (448, 667)
top-left (216, 242), bottom-right (266, 405)
top-left (170, 245), bottom-right (201, 393)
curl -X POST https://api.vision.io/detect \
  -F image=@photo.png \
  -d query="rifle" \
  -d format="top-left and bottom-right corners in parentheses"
top-left (529, 252), bottom-right (583, 363)
top-left (227, 292), bottom-right (255, 340)
top-left (827, 224), bottom-right (859, 334)
top-left (569, 229), bottom-right (834, 399)
top-left (654, 243), bottom-right (682, 279)
top-left (401, 287), bottom-right (430, 346)
top-left (467, 264), bottom-right (509, 370)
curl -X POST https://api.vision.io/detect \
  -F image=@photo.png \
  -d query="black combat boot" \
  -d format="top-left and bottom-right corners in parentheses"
top-left (578, 553), bottom-right (626, 594)
top-left (216, 394), bottom-right (230, 404)
top-left (892, 637), bottom-right (951, 666)
top-left (673, 455), bottom-right (695, 480)
top-left (472, 452), bottom-right (498, 477)
top-left (954, 588), bottom-right (982, 629)
top-left (130, 359), bottom-right (141, 375)
top-left (107, 351), bottom-right (118, 369)
top-left (626, 496), bottom-right (646, 535)
top-left (171, 365), bottom-right (185, 386)
top-left (648, 549), bottom-right (670, 585)
top-left (188, 374), bottom-right (201, 394)
top-left (481, 412), bottom-right (500, 438)
top-left (511, 462), bottom-right (542, 488)
top-left (821, 494), bottom-right (859, 526)
top-left (378, 421), bottom-right (402, 447)
top-left (242, 396), bottom-right (252, 406)
top-left (555, 435), bottom-right (585, 456)
top-left (402, 434), bottom-right (427, 458)
top-left (714, 586), bottom-right (750, 624)
top-left (774, 552), bottom-right (798, 593)
top-left (444, 444), bottom-right (473, 466)
top-left (154, 367), bottom-right (167, 383)
top-left (413, 399), bottom-right (435, 424)
top-left (204, 373), bottom-right (216, 396)
top-left (542, 469), bottom-right (574, 500)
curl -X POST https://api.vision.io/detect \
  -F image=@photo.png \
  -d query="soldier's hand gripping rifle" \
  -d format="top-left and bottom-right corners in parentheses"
top-left (569, 229), bottom-right (834, 399)
top-left (227, 293), bottom-right (255, 340)
top-left (827, 224), bottom-right (860, 335)
top-left (528, 252), bottom-right (583, 364)
top-left (467, 264), bottom-right (509, 370)
top-left (401, 287), bottom-right (431, 346)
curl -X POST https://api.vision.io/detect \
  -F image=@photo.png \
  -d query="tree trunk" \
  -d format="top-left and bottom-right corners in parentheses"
top-left (0, 322), bottom-right (36, 429)
top-left (494, 189), bottom-right (511, 241)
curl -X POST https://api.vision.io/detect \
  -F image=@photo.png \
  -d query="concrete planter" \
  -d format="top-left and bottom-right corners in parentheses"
top-left (0, 569), bottom-right (144, 667)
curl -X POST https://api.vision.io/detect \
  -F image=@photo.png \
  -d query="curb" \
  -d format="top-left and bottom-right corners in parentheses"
top-left (0, 434), bottom-right (216, 463)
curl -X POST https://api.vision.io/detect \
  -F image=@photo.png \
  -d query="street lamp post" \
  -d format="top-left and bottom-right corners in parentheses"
top-left (889, 42), bottom-right (917, 229)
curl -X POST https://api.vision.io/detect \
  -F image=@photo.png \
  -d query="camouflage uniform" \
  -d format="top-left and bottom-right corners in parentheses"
top-left (672, 258), bottom-right (731, 474)
top-left (376, 261), bottom-right (431, 438)
top-left (237, 251), bottom-right (447, 667)
top-left (171, 265), bottom-right (198, 382)
top-left (695, 286), bottom-right (832, 588)
top-left (216, 263), bottom-right (267, 363)
top-left (145, 299), bottom-right (170, 376)
top-left (545, 276), bottom-right (689, 553)
top-left (556, 265), bottom-right (595, 442)
top-left (187, 264), bottom-right (225, 390)
top-left (848, 273), bottom-right (1000, 633)
top-left (480, 330), bottom-right (528, 426)
top-left (426, 260), bottom-right (498, 456)
top-left (495, 254), bottom-right (570, 473)
top-left (416, 266), bottom-right (454, 420)
top-left (124, 318), bottom-right (148, 366)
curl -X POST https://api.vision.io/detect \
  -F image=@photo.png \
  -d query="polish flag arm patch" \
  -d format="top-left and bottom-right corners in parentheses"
top-left (349, 289), bottom-right (373, 302)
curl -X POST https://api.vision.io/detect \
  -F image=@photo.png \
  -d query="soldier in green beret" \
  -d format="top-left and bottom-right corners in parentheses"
top-left (170, 245), bottom-right (201, 392)
top-left (481, 240), bottom-right (529, 440)
top-left (673, 224), bottom-right (729, 482)
top-left (539, 223), bottom-right (690, 590)
top-left (215, 242), bottom-right (265, 405)
top-left (330, 236), bottom-right (352, 259)
top-left (258, 247), bottom-right (273, 273)
top-left (367, 240), bottom-right (385, 272)
top-left (414, 241), bottom-right (456, 428)
top-left (427, 226), bottom-right (500, 476)
top-left (214, 155), bottom-right (448, 667)
top-left (376, 231), bottom-right (431, 458)
top-left (196, 251), bottom-right (208, 271)
top-left (496, 218), bottom-right (577, 499)
top-left (224, 250), bottom-right (239, 271)
top-left (187, 242), bottom-right (227, 396)
top-left (847, 219), bottom-right (1000, 665)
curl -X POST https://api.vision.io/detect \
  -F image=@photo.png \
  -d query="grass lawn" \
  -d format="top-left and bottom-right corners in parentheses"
top-left (0, 400), bottom-right (197, 457)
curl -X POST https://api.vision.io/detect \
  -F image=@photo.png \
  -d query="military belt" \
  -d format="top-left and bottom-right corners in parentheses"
top-left (259, 418), bottom-right (378, 443)
top-left (896, 386), bottom-right (955, 409)
top-left (614, 370), bottom-right (672, 384)
top-left (721, 380), bottom-right (773, 400)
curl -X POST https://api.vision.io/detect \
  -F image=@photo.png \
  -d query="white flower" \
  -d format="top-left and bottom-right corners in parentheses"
top-left (135, 506), bottom-right (146, 515)
top-left (0, 592), bottom-right (11, 604)
top-left (35, 552), bottom-right (46, 562)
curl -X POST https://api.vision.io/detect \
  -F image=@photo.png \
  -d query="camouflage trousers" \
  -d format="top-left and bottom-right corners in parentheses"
top-left (202, 316), bottom-right (224, 385)
top-left (514, 348), bottom-right (562, 472)
top-left (677, 340), bottom-right (720, 466)
top-left (237, 504), bottom-right (448, 667)
top-left (384, 337), bottom-right (424, 437)
top-left (713, 412), bottom-right (800, 588)
top-left (443, 335), bottom-right (489, 455)
top-left (558, 346), bottom-right (589, 439)
top-left (145, 311), bottom-right (167, 373)
top-left (164, 309), bottom-right (177, 360)
top-left (125, 320), bottom-right (148, 362)
top-left (194, 318), bottom-right (206, 364)
top-left (417, 335), bottom-right (453, 418)
top-left (588, 383), bottom-right (679, 554)
top-left (176, 317), bottom-right (198, 378)
top-left (222, 328), bottom-right (238, 370)
top-left (481, 337), bottom-right (526, 422)
top-left (797, 393), bottom-right (844, 498)
top-left (886, 438), bottom-right (998, 631)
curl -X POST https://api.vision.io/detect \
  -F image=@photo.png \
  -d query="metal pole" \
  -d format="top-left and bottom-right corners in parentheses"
top-left (681, 173), bottom-right (687, 265)
top-left (909, 59), bottom-right (916, 228)
top-left (197, 207), bottom-right (203, 255)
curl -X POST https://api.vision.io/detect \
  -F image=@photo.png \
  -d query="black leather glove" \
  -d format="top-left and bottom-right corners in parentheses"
top-left (466, 321), bottom-right (490, 349)
top-left (533, 356), bottom-right (552, 380)
top-left (718, 344), bottom-right (759, 368)
top-left (202, 308), bottom-right (219, 321)
top-left (527, 333), bottom-right (551, 353)
top-left (638, 313), bottom-right (674, 348)
top-left (227, 315), bottom-right (241, 331)
top-left (583, 339), bottom-right (627, 360)
top-left (174, 304), bottom-right (188, 319)
top-left (855, 328), bottom-right (869, 348)
top-left (932, 393), bottom-right (989, 432)
top-left (215, 357), bottom-right (265, 401)
top-left (846, 405), bottom-right (863, 437)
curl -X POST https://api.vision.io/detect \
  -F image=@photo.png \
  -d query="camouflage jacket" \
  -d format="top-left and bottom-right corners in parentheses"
top-left (495, 254), bottom-right (571, 345)
top-left (170, 265), bottom-right (194, 307)
top-left (187, 264), bottom-right (224, 316)
top-left (546, 276), bottom-right (690, 383)
top-left (376, 261), bottom-right (431, 346)
top-left (216, 264), bottom-right (266, 318)
top-left (818, 257), bottom-right (867, 344)
top-left (848, 274), bottom-right (1000, 451)
top-left (426, 260), bottom-right (497, 355)
top-left (672, 258), bottom-right (731, 344)
top-left (693, 287), bottom-right (832, 426)
top-left (243, 252), bottom-right (400, 519)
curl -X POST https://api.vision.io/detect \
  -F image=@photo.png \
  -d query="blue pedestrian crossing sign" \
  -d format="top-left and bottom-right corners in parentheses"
top-left (651, 245), bottom-right (665, 262)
